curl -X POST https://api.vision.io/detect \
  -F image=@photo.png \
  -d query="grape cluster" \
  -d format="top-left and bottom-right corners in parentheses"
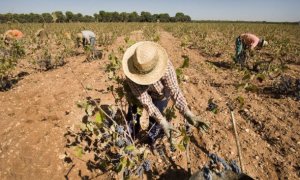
top-left (102, 133), bottom-right (111, 139)
top-left (203, 166), bottom-right (212, 180)
top-left (143, 160), bottom-right (151, 172)
top-left (276, 76), bottom-right (292, 94)
top-left (207, 99), bottom-right (218, 113)
top-left (124, 138), bottom-right (131, 146)
top-left (273, 76), bottom-right (300, 100)
top-left (148, 123), bottom-right (163, 144)
top-left (200, 153), bottom-right (241, 179)
top-left (230, 160), bottom-right (241, 174)
top-left (208, 153), bottom-right (231, 170)
top-left (116, 125), bottom-right (124, 134)
top-left (116, 139), bottom-right (125, 147)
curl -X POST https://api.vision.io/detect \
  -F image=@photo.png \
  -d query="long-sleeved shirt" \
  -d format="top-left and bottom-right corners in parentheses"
top-left (81, 30), bottom-right (95, 43)
top-left (126, 60), bottom-right (189, 122)
top-left (240, 33), bottom-right (260, 49)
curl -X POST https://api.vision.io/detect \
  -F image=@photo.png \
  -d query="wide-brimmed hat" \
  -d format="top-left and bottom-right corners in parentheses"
top-left (259, 38), bottom-right (268, 48)
top-left (122, 41), bottom-right (168, 85)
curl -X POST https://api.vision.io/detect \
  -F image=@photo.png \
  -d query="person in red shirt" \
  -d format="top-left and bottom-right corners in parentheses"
top-left (235, 33), bottom-right (268, 66)
top-left (3, 29), bottom-right (24, 45)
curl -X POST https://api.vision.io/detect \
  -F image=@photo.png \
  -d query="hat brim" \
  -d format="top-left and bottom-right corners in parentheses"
top-left (122, 41), bottom-right (168, 85)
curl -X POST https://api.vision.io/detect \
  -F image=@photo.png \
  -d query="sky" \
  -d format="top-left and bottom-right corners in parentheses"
top-left (0, 0), bottom-right (299, 22)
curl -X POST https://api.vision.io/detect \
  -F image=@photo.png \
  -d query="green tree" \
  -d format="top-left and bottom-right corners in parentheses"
top-left (52, 11), bottom-right (65, 23)
top-left (120, 12), bottom-right (129, 22)
top-left (140, 11), bottom-right (152, 22)
top-left (158, 13), bottom-right (170, 22)
top-left (65, 11), bottom-right (74, 22)
top-left (41, 13), bottom-right (53, 23)
top-left (128, 12), bottom-right (139, 22)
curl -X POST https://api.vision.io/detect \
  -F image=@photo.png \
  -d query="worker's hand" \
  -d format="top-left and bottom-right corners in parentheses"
top-left (159, 118), bottom-right (178, 138)
top-left (184, 110), bottom-right (210, 132)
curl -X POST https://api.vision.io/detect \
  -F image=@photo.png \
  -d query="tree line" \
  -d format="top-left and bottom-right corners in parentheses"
top-left (0, 11), bottom-right (191, 23)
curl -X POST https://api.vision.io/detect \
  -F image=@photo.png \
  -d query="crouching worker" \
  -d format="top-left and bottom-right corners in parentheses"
top-left (76, 30), bottom-right (96, 50)
top-left (122, 41), bottom-right (209, 144)
top-left (3, 29), bottom-right (24, 45)
top-left (235, 33), bottom-right (268, 66)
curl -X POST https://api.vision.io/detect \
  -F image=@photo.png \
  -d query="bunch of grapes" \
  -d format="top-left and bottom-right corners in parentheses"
top-left (208, 153), bottom-right (231, 170)
top-left (116, 139), bottom-right (125, 147)
top-left (143, 160), bottom-right (151, 172)
top-left (276, 76), bottom-right (292, 95)
top-left (148, 123), bottom-right (163, 144)
top-left (102, 133), bottom-right (111, 139)
top-left (207, 99), bottom-right (218, 113)
top-left (116, 125), bottom-right (124, 134)
top-left (230, 160), bottom-right (241, 174)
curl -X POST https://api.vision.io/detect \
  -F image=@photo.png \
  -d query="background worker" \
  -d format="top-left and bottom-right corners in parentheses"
top-left (235, 33), bottom-right (268, 65)
top-left (76, 30), bottom-right (96, 50)
top-left (3, 29), bottom-right (24, 45)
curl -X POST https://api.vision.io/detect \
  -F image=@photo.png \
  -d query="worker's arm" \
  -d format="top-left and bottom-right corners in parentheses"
top-left (162, 60), bottom-right (209, 131)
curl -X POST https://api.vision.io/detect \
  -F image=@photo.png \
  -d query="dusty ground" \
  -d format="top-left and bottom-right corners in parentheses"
top-left (0, 30), bottom-right (299, 180)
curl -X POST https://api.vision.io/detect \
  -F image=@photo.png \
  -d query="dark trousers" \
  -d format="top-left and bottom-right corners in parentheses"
top-left (126, 98), bottom-right (169, 144)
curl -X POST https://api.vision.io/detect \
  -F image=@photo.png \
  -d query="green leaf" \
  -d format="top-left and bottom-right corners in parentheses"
top-left (74, 146), bottom-right (84, 158)
top-left (242, 73), bottom-right (251, 81)
top-left (125, 145), bottom-right (135, 152)
top-left (95, 110), bottom-right (104, 125)
top-left (212, 108), bottom-right (218, 114)
top-left (177, 143), bottom-right (186, 151)
top-left (245, 83), bottom-right (258, 92)
top-left (136, 107), bottom-right (143, 116)
top-left (236, 96), bottom-right (245, 108)
top-left (165, 107), bottom-right (177, 120)
top-left (183, 136), bottom-right (190, 146)
top-left (115, 157), bottom-right (127, 173)
top-left (181, 55), bottom-right (190, 68)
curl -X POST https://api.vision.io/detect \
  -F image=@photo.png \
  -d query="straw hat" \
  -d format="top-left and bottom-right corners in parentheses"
top-left (122, 41), bottom-right (168, 85)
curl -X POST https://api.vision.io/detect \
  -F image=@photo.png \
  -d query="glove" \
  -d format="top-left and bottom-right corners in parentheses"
top-left (184, 110), bottom-right (210, 132)
top-left (159, 118), bottom-right (178, 138)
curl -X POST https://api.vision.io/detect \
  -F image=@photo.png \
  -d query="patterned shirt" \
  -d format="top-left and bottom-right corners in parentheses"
top-left (126, 60), bottom-right (188, 122)
top-left (240, 33), bottom-right (260, 49)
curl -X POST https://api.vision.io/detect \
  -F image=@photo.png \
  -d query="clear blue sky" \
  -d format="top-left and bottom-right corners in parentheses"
top-left (0, 0), bottom-right (299, 22)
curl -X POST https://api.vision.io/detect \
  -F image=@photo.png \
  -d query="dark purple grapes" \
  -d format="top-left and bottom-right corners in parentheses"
top-left (203, 166), bottom-right (212, 180)
top-left (116, 139), bottom-right (125, 147)
top-left (116, 125), bottom-right (124, 134)
top-left (208, 153), bottom-right (231, 170)
top-left (102, 133), bottom-right (111, 139)
top-left (230, 160), bottom-right (241, 174)
top-left (208, 103), bottom-right (217, 111)
top-left (143, 160), bottom-right (151, 172)
top-left (148, 123), bottom-right (163, 144)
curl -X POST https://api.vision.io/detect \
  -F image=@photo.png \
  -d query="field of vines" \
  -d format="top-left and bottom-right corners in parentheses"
top-left (0, 22), bottom-right (299, 180)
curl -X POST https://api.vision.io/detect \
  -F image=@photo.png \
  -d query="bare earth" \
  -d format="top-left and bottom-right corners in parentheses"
top-left (0, 30), bottom-right (299, 180)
